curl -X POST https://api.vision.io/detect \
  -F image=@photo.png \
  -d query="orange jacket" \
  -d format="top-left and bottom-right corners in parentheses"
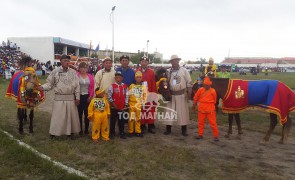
top-left (193, 87), bottom-right (217, 113)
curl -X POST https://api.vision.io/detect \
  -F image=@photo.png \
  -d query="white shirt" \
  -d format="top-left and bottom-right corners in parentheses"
top-left (10, 66), bottom-right (15, 73)
top-left (42, 65), bottom-right (46, 71)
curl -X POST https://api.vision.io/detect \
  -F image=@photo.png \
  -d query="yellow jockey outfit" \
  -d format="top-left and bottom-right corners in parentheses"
top-left (88, 89), bottom-right (110, 141)
top-left (128, 71), bottom-right (147, 134)
top-left (204, 57), bottom-right (217, 77)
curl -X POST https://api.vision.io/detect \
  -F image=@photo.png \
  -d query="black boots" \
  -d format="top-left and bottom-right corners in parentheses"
top-left (141, 124), bottom-right (147, 133)
top-left (142, 124), bottom-right (156, 134)
top-left (181, 125), bottom-right (188, 136)
top-left (148, 124), bottom-right (156, 134)
top-left (164, 125), bottom-right (188, 136)
top-left (163, 125), bottom-right (172, 135)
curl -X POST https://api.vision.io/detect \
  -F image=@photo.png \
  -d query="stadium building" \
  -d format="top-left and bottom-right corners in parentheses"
top-left (222, 57), bottom-right (295, 65)
top-left (7, 36), bottom-right (90, 63)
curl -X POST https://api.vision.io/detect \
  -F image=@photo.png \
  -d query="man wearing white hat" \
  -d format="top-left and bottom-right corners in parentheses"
top-left (163, 54), bottom-right (193, 136)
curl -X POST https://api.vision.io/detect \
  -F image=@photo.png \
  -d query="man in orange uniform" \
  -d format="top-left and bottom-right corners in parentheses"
top-left (192, 77), bottom-right (219, 141)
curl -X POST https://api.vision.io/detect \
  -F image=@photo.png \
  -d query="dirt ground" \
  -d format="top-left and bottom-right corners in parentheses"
top-left (38, 91), bottom-right (295, 179)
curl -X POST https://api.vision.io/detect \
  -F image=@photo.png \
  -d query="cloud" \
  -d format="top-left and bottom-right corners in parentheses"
top-left (2, 0), bottom-right (295, 62)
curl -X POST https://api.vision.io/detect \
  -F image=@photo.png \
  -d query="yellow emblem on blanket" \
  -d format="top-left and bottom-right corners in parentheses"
top-left (235, 86), bottom-right (244, 99)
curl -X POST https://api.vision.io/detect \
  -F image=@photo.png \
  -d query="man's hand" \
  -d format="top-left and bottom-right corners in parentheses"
top-left (87, 96), bottom-right (92, 103)
top-left (75, 99), bottom-right (80, 106)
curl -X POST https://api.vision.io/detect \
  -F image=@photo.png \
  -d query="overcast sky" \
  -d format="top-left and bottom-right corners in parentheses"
top-left (1, 0), bottom-right (295, 62)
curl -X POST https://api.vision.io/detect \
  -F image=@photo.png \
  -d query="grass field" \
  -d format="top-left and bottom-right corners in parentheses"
top-left (0, 72), bottom-right (294, 179)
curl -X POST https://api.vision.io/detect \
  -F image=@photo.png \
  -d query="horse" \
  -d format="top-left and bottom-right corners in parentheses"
top-left (6, 58), bottom-right (44, 134)
top-left (155, 68), bottom-right (172, 102)
top-left (205, 77), bottom-right (294, 144)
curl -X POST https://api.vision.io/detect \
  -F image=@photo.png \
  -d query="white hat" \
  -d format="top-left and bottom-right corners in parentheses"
top-left (103, 56), bottom-right (113, 63)
top-left (169, 54), bottom-right (181, 62)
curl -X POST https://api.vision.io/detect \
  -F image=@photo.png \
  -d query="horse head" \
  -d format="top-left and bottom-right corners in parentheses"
top-left (23, 70), bottom-right (38, 95)
top-left (21, 68), bottom-right (41, 108)
top-left (209, 77), bottom-right (230, 100)
top-left (158, 79), bottom-right (172, 101)
top-left (156, 68), bottom-right (172, 101)
top-left (191, 76), bottom-right (229, 100)
top-left (155, 68), bottom-right (168, 81)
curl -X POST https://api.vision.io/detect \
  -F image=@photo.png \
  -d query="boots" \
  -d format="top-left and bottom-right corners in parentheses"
top-left (148, 124), bottom-right (156, 134)
top-left (181, 125), bottom-right (188, 136)
top-left (141, 124), bottom-right (147, 134)
top-left (163, 125), bottom-right (171, 135)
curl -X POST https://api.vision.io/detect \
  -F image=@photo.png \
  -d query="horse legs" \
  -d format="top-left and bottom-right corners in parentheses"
top-left (17, 108), bottom-right (24, 134)
top-left (227, 114), bottom-right (233, 135)
top-left (29, 110), bottom-right (34, 133)
top-left (234, 113), bottom-right (243, 135)
top-left (263, 113), bottom-right (278, 142)
top-left (279, 115), bottom-right (292, 144)
top-left (24, 109), bottom-right (28, 122)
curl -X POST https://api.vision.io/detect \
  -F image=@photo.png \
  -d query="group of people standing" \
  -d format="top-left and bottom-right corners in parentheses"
top-left (35, 54), bottom-right (228, 142)
top-left (34, 53), bottom-right (194, 141)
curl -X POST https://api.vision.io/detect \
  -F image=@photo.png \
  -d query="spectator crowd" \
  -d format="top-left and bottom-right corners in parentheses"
top-left (0, 40), bottom-right (55, 78)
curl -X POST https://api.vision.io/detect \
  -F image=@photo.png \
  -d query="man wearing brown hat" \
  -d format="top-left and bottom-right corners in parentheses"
top-left (163, 54), bottom-right (193, 136)
top-left (37, 54), bottom-right (81, 138)
top-left (94, 56), bottom-right (116, 93)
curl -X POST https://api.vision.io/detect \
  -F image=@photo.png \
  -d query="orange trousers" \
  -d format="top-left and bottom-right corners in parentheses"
top-left (198, 111), bottom-right (219, 138)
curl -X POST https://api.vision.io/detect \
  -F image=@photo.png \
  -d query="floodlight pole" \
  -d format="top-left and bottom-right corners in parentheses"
top-left (111, 6), bottom-right (116, 62)
top-left (146, 40), bottom-right (149, 57)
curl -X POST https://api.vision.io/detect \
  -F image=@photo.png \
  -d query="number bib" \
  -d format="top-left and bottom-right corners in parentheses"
top-left (94, 98), bottom-right (106, 111)
top-left (132, 86), bottom-right (143, 98)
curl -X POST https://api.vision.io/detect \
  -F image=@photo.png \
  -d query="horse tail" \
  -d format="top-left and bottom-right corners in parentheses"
top-left (282, 115), bottom-right (292, 142)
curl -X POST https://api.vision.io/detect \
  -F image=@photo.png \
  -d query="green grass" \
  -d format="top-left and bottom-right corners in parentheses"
top-left (0, 73), bottom-right (294, 179)
top-left (0, 131), bottom-right (85, 180)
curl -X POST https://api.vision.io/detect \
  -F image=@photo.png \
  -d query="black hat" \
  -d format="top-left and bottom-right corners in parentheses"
top-left (120, 55), bottom-right (129, 61)
top-left (220, 64), bottom-right (226, 68)
top-left (60, 54), bottom-right (71, 61)
top-left (115, 70), bottom-right (123, 77)
top-left (140, 56), bottom-right (149, 62)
